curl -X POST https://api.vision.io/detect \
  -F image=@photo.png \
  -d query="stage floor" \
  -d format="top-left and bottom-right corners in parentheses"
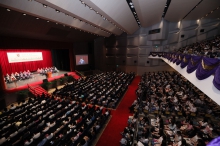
top-left (5, 71), bottom-right (70, 91)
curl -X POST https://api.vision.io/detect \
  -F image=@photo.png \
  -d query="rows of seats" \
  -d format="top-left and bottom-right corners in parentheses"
top-left (176, 35), bottom-right (220, 59)
top-left (0, 96), bottom-right (110, 146)
top-left (53, 71), bottom-right (135, 108)
top-left (5, 70), bottom-right (33, 83)
top-left (37, 67), bottom-right (59, 75)
top-left (128, 71), bottom-right (220, 146)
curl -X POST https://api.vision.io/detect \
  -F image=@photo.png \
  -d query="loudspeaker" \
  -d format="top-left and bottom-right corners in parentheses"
top-left (64, 73), bottom-right (68, 76)
top-left (43, 79), bottom-right (48, 83)
top-left (200, 29), bottom-right (204, 32)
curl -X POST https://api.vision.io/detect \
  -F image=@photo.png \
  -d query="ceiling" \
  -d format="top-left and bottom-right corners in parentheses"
top-left (0, 0), bottom-right (219, 42)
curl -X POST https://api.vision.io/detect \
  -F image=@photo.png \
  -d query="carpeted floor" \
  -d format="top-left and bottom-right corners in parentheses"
top-left (96, 76), bottom-right (140, 146)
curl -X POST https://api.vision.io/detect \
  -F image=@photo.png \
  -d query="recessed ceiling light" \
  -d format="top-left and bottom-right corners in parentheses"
top-left (23, 13), bottom-right (26, 16)
top-left (7, 8), bottom-right (10, 11)
top-left (36, 17), bottom-right (39, 19)
top-left (96, 11), bottom-right (99, 14)
top-left (43, 4), bottom-right (47, 8)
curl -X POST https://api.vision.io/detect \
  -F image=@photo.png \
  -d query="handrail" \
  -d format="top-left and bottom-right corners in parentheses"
top-left (75, 70), bottom-right (85, 77)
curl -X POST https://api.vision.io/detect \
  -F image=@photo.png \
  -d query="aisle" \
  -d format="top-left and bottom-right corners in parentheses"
top-left (96, 76), bottom-right (140, 146)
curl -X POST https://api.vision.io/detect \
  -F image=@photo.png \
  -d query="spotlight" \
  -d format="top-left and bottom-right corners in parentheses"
top-left (129, 2), bottom-right (132, 5)
top-left (23, 13), bottom-right (26, 16)
top-left (81, 1), bottom-right (84, 4)
top-left (36, 17), bottom-right (39, 19)
top-left (96, 11), bottom-right (99, 14)
top-left (90, 7), bottom-right (92, 10)
top-left (56, 9), bottom-right (60, 13)
top-left (7, 8), bottom-right (10, 11)
top-left (47, 21), bottom-right (49, 22)
top-left (43, 4), bottom-right (47, 8)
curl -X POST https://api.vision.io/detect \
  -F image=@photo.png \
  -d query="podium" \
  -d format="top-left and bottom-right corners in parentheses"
top-left (47, 72), bottom-right (52, 78)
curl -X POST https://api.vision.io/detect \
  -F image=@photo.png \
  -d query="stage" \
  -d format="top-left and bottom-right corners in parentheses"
top-left (5, 71), bottom-right (80, 92)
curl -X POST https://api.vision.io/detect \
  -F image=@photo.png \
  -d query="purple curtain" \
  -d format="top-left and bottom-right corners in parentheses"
top-left (169, 53), bottom-right (175, 62)
top-left (176, 54), bottom-right (183, 65)
top-left (207, 136), bottom-right (220, 146)
top-left (196, 57), bottom-right (220, 80)
top-left (213, 65), bottom-right (220, 90)
top-left (186, 56), bottom-right (202, 73)
top-left (180, 55), bottom-right (191, 69)
top-left (172, 54), bottom-right (178, 63)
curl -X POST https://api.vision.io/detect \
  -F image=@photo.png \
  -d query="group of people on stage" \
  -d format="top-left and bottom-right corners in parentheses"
top-left (4, 70), bottom-right (33, 83)
top-left (37, 66), bottom-right (59, 75)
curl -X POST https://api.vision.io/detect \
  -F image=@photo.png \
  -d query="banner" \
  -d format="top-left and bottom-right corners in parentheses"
top-left (7, 52), bottom-right (43, 63)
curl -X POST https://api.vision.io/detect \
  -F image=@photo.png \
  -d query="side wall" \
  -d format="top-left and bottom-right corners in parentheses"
top-left (94, 18), bottom-right (220, 75)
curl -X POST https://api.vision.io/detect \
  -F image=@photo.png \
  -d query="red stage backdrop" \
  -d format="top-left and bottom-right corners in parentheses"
top-left (0, 49), bottom-right (52, 75)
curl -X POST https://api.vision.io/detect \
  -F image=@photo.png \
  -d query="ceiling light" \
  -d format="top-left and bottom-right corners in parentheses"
top-left (6, 8), bottom-right (10, 11)
top-left (131, 6), bottom-right (134, 8)
top-left (36, 17), bottom-right (39, 19)
top-left (23, 13), bottom-right (26, 16)
top-left (96, 11), bottom-right (99, 14)
top-left (56, 22), bottom-right (58, 24)
top-left (43, 4), bottom-right (47, 8)
top-left (129, 2), bottom-right (133, 5)
top-left (56, 10), bottom-right (60, 13)
top-left (81, 1), bottom-right (84, 4)
top-left (90, 7), bottom-right (92, 10)
top-left (47, 21), bottom-right (49, 22)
